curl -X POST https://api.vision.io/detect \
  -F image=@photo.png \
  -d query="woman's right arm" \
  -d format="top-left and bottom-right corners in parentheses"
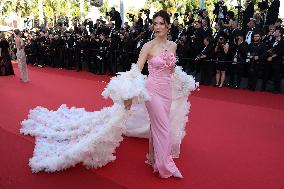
top-left (136, 42), bottom-right (150, 71)
top-left (124, 42), bottom-right (150, 110)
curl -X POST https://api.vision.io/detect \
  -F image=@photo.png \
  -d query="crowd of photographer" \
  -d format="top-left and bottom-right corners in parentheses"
top-left (0, 0), bottom-right (283, 93)
top-left (175, 0), bottom-right (284, 94)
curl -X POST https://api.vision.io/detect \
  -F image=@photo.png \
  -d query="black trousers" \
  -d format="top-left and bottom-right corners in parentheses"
top-left (200, 60), bottom-right (214, 85)
top-left (230, 63), bottom-right (245, 87)
top-left (262, 61), bottom-right (282, 92)
top-left (247, 62), bottom-right (262, 90)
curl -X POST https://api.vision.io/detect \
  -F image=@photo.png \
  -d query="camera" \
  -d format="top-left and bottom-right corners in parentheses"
top-left (106, 11), bottom-right (114, 18)
top-left (193, 8), bottom-right (199, 15)
top-left (140, 9), bottom-right (150, 15)
top-left (258, 0), bottom-right (269, 11)
top-left (127, 13), bottom-right (135, 22)
top-left (215, 0), bottom-right (224, 6)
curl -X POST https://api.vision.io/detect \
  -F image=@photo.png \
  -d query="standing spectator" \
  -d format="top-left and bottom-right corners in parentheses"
top-left (214, 35), bottom-right (229, 88)
top-left (15, 29), bottom-right (29, 82)
top-left (247, 32), bottom-right (266, 91)
top-left (170, 19), bottom-right (179, 42)
top-left (197, 37), bottom-right (214, 85)
top-left (265, 27), bottom-right (284, 94)
top-left (244, 18), bottom-right (258, 45)
top-left (202, 18), bottom-right (213, 38)
top-left (137, 12), bottom-right (144, 30)
top-left (213, 0), bottom-right (227, 23)
top-left (242, 0), bottom-right (254, 29)
top-left (265, 0), bottom-right (280, 26)
top-left (0, 32), bottom-right (15, 76)
top-left (109, 7), bottom-right (122, 31)
top-left (230, 32), bottom-right (248, 88)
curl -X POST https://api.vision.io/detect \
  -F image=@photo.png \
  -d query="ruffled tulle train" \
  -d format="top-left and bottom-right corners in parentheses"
top-left (20, 65), bottom-right (198, 172)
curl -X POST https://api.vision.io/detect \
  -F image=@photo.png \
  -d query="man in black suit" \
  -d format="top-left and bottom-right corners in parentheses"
top-left (137, 12), bottom-right (144, 30)
top-left (265, 27), bottom-right (284, 94)
top-left (110, 7), bottom-right (122, 31)
top-left (202, 18), bottom-right (213, 38)
top-left (263, 25), bottom-right (276, 48)
top-left (197, 37), bottom-right (215, 85)
top-left (213, 0), bottom-right (227, 22)
top-left (242, 0), bottom-right (254, 29)
top-left (97, 34), bottom-right (109, 74)
top-left (244, 18), bottom-right (261, 45)
top-left (230, 32), bottom-right (249, 88)
top-left (170, 19), bottom-right (180, 42)
top-left (247, 31), bottom-right (266, 90)
top-left (191, 21), bottom-right (206, 76)
top-left (265, 0), bottom-right (280, 26)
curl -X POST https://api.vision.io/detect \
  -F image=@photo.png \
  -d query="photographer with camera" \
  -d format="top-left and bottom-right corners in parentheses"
top-left (108, 7), bottom-right (122, 31)
top-left (247, 31), bottom-right (266, 91)
top-left (136, 12), bottom-right (144, 30)
top-left (242, 0), bottom-right (254, 29)
top-left (213, 0), bottom-right (228, 23)
top-left (265, 0), bottom-right (280, 26)
top-left (183, 12), bottom-right (194, 27)
top-left (140, 9), bottom-right (152, 25)
top-left (170, 19), bottom-right (180, 42)
top-left (214, 35), bottom-right (229, 88)
top-left (263, 24), bottom-right (276, 47)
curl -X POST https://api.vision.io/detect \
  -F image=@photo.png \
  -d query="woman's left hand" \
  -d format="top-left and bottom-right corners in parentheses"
top-left (124, 99), bottom-right (133, 110)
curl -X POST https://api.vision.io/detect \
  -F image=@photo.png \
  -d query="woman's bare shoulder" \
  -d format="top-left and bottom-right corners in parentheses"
top-left (167, 41), bottom-right (177, 52)
top-left (142, 40), bottom-right (154, 49)
top-left (168, 41), bottom-right (177, 48)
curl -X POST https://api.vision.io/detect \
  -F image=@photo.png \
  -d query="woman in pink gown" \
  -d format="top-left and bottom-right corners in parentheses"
top-left (124, 10), bottom-right (183, 178)
top-left (20, 10), bottom-right (196, 176)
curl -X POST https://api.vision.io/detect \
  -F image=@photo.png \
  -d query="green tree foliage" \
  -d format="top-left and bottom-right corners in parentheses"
top-left (1, 0), bottom-right (268, 26)
top-left (145, 0), bottom-right (199, 15)
top-left (99, 0), bottom-right (110, 17)
top-left (1, 0), bottom-right (90, 21)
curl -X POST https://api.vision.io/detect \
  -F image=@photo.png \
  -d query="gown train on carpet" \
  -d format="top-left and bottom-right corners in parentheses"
top-left (20, 64), bottom-right (198, 173)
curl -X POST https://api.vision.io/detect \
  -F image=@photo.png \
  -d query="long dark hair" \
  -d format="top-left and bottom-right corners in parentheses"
top-left (153, 10), bottom-right (170, 25)
top-left (14, 29), bottom-right (20, 36)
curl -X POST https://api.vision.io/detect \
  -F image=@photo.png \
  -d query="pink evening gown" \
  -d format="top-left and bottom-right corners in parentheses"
top-left (145, 50), bottom-right (181, 178)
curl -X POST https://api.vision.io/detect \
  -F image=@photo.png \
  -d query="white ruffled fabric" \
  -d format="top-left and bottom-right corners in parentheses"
top-left (170, 66), bottom-right (198, 157)
top-left (21, 104), bottom-right (129, 173)
top-left (102, 64), bottom-right (151, 104)
top-left (20, 64), bottom-right (198, 173)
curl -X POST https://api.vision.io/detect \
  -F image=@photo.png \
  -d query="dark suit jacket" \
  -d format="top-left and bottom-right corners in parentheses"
top-left (265, 0), bottom-right (280, 26)
top-left (270, 38), bottom-right (284, 62)
top-left (242, 1), bottom-right (254, 28)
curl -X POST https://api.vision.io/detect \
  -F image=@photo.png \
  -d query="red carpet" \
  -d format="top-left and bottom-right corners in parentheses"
top-left (1, 64), bottom-right (284, 189)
